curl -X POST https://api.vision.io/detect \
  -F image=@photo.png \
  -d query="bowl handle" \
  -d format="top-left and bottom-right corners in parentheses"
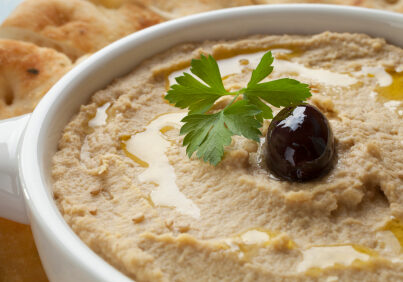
top-left (0, 114), bottom-right (30, 224)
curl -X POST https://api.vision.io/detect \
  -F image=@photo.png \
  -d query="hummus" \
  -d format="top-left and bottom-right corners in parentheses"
top-left (52, 32), bottom-right (403, 281)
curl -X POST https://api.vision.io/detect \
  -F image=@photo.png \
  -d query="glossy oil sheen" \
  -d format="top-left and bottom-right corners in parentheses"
top-left (377, 71), bottom-right (403, 101)
top-left (266, 104), bottom-right (335, 181)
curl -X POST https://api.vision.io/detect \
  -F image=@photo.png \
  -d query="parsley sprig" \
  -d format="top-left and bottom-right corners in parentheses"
top-left (165, 51), bottom-right (311, 165)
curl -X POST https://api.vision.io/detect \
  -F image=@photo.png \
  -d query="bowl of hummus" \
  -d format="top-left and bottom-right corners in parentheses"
top-left (0, 4), bottom-right (402, 282)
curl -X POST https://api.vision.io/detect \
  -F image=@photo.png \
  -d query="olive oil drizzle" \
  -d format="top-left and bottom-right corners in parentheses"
top-left (377, 71), bottom-right (403, 101)
top-left (165, 48), bottom-right (357, 90)
top-left (88, 102), bottom-right (111, 128)
top-left (297, 244), bottom-right (373, 273)
top-left (121, 135), bottom-right (149, 168)
top-left (220, 229), bottom-right (396, 272)
top-left (121, 112), bottom-right (200, 219)
top-left (164, 48), bottom-right (295, 89)
top-left (383, 218), bottom-right (403, 249)
top-left (221, 229), bottom-right (296, 261)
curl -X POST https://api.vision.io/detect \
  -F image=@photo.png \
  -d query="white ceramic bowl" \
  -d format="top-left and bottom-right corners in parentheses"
top-left (0, 4), bottom-right (402, 282)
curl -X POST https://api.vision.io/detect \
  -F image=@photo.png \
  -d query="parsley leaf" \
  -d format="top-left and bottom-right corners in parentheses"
top-left (182, 112), bottom-right (232, 166)
top-left (165, 55), bottom-right (228, 114)
top-left (223, 100), bottom-right (262, 142)
top-left (245, 78), bottom-right (311, 107)
top-left (247, 51), bottom-right (274, 87)
top-left (165, 51), bottom-right (311, 165)
top-left (243, 94), bottom-right (273, 121)
top-left (190, 54), bottom-right (227, 92)
top-left (180, 100), bottom-right (262, 165)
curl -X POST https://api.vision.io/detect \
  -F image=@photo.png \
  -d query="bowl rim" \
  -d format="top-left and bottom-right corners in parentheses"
top-left (18, 4), bottom-right (403, 281)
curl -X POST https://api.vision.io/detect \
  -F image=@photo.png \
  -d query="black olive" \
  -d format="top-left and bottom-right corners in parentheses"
top-left (266, 104), bottom-right (335, 181)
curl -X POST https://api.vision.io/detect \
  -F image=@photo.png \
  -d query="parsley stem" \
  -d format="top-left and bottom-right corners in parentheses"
top-left (224, 92), bottom-right (241, 110)
top-left (229, 88), bottom-right (245, 96)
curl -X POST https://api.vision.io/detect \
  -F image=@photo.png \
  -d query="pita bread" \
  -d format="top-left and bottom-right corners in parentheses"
top-left (131, 0), bottom-right (258, 19)
top-left (0, 39), bottom-right (72, 119)
top-left (353, 0), bottom-right (403, 13)
top-left (255, 0), bottom-right (402, 13)
top-left (87, 0), bottom-right (126, 8)
top-left (1, 0), bottom-right (163, 59)
top-left (0, 26), bottom-right (84, 61)
top-left (96, 0), bottom-right (403, 21)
